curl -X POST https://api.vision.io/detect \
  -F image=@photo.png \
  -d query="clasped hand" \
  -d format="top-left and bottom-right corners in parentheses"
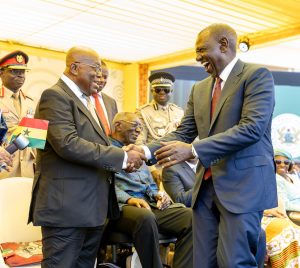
top-left (123, 144), bottom-right (146, 173)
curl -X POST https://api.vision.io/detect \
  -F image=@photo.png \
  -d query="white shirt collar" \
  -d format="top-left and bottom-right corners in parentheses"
top-left (61, 74), bottom-right (88, 106)
top-left (219, 56), bottom-right (239, 84)
top-left (185, 160), bottom-right (198, 173)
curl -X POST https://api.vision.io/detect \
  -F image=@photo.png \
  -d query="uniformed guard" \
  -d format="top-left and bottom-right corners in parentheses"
top-left (136, 72), bottom-right (184, 185)
top-left (0, 50), bottom-right (36, 179)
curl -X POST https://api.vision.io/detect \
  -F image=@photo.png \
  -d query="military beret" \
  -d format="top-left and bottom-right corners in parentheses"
top-left (149, 72), bottom-right (175, 87)
top-left (0, 50), bottom-right (29, 70)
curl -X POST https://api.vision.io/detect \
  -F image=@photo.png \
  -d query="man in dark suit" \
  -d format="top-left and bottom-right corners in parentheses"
top-left (162, 160), bottom-right (196, 207)
top-left (28, 46), bottom-right (145, 268)
top-left (128, 23), bottom-right (277, 267)
top-left (93, 60), bottom-right (118, 130)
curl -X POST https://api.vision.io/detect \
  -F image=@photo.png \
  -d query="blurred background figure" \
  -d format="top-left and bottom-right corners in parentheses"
top-left (0, 50), bottom-right (36, 179)
top-left (291, 156), bottom-right (300, 179)
top-left (92, 60), bottom-right (118, 135)
top-left (162, 159), bottom-right (197, 207)
top-left (260, 149), bottom-right (300, 267)
top-left (274, 149), bottom-right (300, 212)
top-left (136, 72), bottom-right (184, 186)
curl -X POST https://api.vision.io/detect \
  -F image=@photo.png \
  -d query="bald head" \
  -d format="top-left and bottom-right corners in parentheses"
top-left (64, 46), bottom-right (102, 96)
top-left (198, 23), bottom-right (237, 54)
top-left (65, 46), bottom-right (100, 69)
top-left (112, 112), bottom-right (138, 127)
top-left (195, 23), bottom-right (237, 77)
top-left (111, 112), bottom-right (143, 145)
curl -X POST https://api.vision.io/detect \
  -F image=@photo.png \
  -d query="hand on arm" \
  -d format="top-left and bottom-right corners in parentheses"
top-left (154, 141), bottom-right (194, 168)
top-left (127, 197), bottom-right (151, 210)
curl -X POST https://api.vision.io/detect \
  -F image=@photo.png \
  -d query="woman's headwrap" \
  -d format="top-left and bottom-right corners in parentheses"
top-left (274, 148), bottom-right (293, 160)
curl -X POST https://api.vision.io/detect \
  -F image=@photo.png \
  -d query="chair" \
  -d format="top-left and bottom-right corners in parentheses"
top-left (105, 230), bottom-right (177, 265)
top-left (0, 177), bottom-right (41, 268)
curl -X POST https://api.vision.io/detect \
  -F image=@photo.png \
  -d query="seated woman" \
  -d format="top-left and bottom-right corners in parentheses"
top-left (275, 149), bottom-right (300, 212)
top-left (254, 149), bottom-right (300, 267)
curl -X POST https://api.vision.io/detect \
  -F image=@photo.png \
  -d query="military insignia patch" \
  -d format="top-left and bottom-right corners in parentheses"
top-left (16, 55), bottom-right (24, 63)
top-left (272, 113), bottom-right (300, 157)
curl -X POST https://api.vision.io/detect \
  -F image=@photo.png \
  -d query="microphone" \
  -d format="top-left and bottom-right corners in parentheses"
top-left (0, 134), bottom-right (29, 171)
top-left (5, 133), bottom-right (29, 154)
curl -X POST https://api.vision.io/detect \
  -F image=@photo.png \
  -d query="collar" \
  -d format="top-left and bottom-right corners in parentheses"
top-left (61, 74), bottom-right (84, 100)
top-left (219, 56), bottom-right (239, 83)
top-left (151, 100), bottom-right (169, 110)
top-left (3, 86), bottom-right (22, 99)
top-left (109, 136), bottom-right (124, 148)
top-left (93, 91), bottom-right (103, 98)
top-left (185, 160), bottom-right (198, 173)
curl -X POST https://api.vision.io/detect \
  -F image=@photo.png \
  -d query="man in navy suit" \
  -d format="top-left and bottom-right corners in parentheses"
top-left (128, 23), bottom-right (277, 267)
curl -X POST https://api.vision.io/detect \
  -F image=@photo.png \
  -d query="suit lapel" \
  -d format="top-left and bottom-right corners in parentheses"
top-left (209, 60), bottom-right (244, 131)
top-left (57, 80), bottom-right (110, 144)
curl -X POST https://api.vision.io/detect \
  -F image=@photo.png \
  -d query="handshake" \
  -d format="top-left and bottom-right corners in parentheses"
top-left (122, 141), bottom-right (195, 173)
top-left (123, 144), bottom-right (146, 173)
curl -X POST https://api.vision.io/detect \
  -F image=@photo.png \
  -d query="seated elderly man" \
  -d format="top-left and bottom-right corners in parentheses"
top-left (109, 112), bottom-right (192, 268)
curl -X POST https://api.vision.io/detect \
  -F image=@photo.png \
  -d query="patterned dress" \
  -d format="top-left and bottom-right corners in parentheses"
top-left (262, 216), bottom-right (300, 267)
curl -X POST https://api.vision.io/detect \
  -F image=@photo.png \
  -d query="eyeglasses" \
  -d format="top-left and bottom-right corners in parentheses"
top-left (152, 87), bottom-right (172, 94)
top-left (74, 62), bottom-right (101, 74)
top-left (275, 160), bottom-right (291, 165)
top-left (119, 120), bottom-right (143, 131)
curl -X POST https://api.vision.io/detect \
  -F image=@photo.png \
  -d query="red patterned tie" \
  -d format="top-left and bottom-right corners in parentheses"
top-left (92, 93), bottom-right (111, 135)
top-left (204, 77), bottom-right (222, 180)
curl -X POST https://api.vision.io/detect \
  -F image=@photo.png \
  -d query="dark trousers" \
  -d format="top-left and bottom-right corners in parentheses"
top-left (193, 179), bottom-right (263, 268)
top-left (111, 205), bottom-right (193, 268)
top-left (41, 226), bottom-right (104, 268)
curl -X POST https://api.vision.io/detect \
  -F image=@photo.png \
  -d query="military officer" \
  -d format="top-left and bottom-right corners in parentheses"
top-left (0, 50), bottom-right (35, 179)
top-left (136, 72), bottom-right (184, 185)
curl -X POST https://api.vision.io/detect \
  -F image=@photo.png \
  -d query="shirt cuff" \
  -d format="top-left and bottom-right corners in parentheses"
top-left (122, 151), bottom-right (128, 169)
top-left (141, 145), bottom-right (152, 160)
top-left (191, 145), bottom-right (199, 158)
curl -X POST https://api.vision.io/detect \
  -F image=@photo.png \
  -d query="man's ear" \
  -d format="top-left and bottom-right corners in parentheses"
top-left (69, 63), bottom-right (79, 75)
top-left (219, 37), bottom-right (229, 53)
top-left (114, 122), bottom-right (121, 131)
